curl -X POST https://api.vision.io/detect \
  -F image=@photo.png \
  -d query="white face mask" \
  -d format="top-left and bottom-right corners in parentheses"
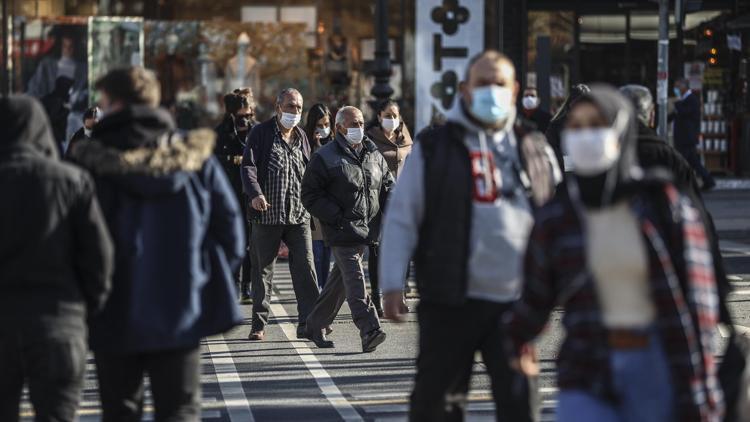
top-left (84, 128), bottom-right (92, 137)
top-left (279, 112), bottom-right (301, 129)
top-left (345, 127), bottom-right (364, 145)
top-left (522, 95), bottom-right (539, 110)
top-left (562, 127), bottom-right (621, 176)
top-left (381, 117), bottom-right (399, 132)
top-left (315, 126), bottom-right (331, 138)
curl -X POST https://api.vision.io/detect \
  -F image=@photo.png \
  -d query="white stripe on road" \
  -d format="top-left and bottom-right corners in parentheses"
top-left (270, 302), bottom-right (364, 422)
top-left (205, 334), bottom-right (256, 422)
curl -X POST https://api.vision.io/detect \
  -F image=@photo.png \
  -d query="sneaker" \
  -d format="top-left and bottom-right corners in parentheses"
top-left (362, 329), bottom-right (386, 353)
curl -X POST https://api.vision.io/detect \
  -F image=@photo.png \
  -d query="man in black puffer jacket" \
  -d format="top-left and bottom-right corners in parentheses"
top-left (301, 106), bottom-right (394, 353)
top-left (0, 95), bottom-right (113, 422)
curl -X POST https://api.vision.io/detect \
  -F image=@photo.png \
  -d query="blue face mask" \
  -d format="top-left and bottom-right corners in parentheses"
top-left (469, 86), bottom-right (513, 125)
top-left (673, 87), bottom-right (682, 98)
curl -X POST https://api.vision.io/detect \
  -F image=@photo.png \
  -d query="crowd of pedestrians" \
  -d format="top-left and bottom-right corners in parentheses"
top-left (1, 47), bottom-right (742, 422)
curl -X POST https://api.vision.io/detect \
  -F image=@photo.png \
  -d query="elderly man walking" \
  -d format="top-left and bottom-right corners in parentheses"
top-left (241, 88), bottom-right (320, 341)
top-left (301, 106), bottom-right (394, 353)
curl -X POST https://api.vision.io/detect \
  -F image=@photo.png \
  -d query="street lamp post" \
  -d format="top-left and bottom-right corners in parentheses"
top-left (1, 0), bottom-right (8, 96)
top-left (371, 0), bottom-right (394, 107)
top-left (657, 0), bottom-right (670, 140)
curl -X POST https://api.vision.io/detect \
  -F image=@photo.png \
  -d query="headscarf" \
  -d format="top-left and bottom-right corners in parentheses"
top-left (566, 84), bottom-right (642, 208)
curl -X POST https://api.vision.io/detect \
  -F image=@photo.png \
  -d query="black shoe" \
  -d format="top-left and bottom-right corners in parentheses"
top-left (296, 325), bottom-right (308, 339)
top-left (362, 329), bottom-right (386, 353)
top-left (240, 292), bottom-right (252, 304)
top-left (306, 327), bottom-right (334, 348)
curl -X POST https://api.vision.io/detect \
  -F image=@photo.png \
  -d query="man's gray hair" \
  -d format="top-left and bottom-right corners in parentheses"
top-left (276, 88), bottom-right (302, 105)
top-left (619, 84), bottom-right (654, 127)
top-left (335, 106), bottom-right (361, 126)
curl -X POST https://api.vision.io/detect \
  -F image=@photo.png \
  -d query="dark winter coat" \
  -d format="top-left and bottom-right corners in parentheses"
top-left (214, 115), bottom-right (253, 200)
top-left (672, 91), bottom-right (701, 148)
top-left (70, 105), bottom-right (245, 354)
top-left (0, 95), bottom-right (113, 327)
top-left (301, 134), bottom-right (394, 247)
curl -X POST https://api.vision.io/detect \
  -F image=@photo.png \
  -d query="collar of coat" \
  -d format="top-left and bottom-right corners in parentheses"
top-left (68, 128), bottom-right (216, 176)
top-left (333, 132), bottom-right (378, 159)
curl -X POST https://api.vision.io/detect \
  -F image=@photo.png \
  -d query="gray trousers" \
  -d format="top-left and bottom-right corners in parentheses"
top-left (306, 245), bottom-right (380, 337)
top-left (251, 222), bottom-right (319, 331)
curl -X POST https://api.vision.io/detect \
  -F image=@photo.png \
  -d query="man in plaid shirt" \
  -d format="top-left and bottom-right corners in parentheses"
top-left (241, 88), bottom-right (320, 341)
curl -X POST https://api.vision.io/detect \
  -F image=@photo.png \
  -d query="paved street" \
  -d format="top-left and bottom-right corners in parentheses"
top-left (19, 189), bottom-right (750, 422)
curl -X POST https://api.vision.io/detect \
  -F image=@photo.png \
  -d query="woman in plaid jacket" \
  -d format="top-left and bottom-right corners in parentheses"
top-left (504, 85), bottom-right (723, 422)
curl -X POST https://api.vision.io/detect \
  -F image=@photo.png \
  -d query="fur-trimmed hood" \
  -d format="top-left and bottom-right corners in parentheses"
top-left (70, 119), bottom-right (216, 198)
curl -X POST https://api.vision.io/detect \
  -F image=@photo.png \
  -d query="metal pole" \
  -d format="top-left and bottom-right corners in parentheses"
top-left (657, 0), bottom-right (670, 140)
top-left (371, 0), bottom-right (394, 105)
top-left (497, 0), bottom-right (504, 52)
top-left (1, 0), bottom-right (8, 96)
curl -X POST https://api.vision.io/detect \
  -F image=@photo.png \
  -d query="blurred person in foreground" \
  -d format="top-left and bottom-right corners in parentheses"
top-left (215, 88), bottom-right (257, 303)
top-left (69, 67), bottom-right (245, 421)
top-left (302, 106), bottom-right (394, 352)
top-left (304, 103), bottom-right (335, 289)
top-left (365, 98), bottom-right (413, 317)
top-left (503, 85), bottom-right (723, 422)
top-left (0, 96), bottom-right (113, 422)
top-left (379, 50), bottom-right (559, 421)
top-left (545, 83), bottom-right (590, 171)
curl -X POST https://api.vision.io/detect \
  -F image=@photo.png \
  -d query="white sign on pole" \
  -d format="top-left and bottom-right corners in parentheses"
top-left (415, 0), bottom-right (485, 133)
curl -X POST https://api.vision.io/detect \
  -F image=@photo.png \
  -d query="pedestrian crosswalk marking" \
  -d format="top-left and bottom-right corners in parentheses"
top-left (270, 301), bottom-right (365, 421)
top-left (205, 334), bottom-right (256, 422)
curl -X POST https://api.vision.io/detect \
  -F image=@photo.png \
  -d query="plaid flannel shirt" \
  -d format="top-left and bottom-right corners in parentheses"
top-left (258, 122), bottom-right (309, 226)
top-left (503, 183), bottom-right (723, 422)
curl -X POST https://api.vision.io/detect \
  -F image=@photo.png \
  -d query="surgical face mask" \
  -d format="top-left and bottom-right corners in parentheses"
top-left (84, 128), bottom-right (92, 137)
top-left (279, 112), bottom-right (301, 129)
top-left (315, 126), bottom-right (331, 139)
top-left (522, 95), bottom-right (539, 110)
top-left (469, 86), bottom-right (513, 125)
top-left (562, 127), bottom-right (621, 176)
top-left (381, 117), bottom-right (400, 132)
top-left (345, 127), bottom-right (364, 145)
top-left (673, 87), bottom-right (682, 98)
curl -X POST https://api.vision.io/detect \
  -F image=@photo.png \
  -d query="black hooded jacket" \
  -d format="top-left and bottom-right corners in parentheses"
top-left (215, 115), bottom-right (253, 200)
top-left (0, 96), bottom-right (113, 324)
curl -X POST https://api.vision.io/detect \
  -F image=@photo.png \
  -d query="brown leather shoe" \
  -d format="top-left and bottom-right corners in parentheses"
top-left (248, 330), bottom-right (265, 341)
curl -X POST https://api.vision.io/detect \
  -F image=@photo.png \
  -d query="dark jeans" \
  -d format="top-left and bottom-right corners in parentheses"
top-left (312, 240), bottom-right (332, 289)
top-left (251, 222), bottom-right (319, 331)
top-left (0, 319), bottom-right (87, 422)
top-left (410, 300), bottom-right (537, 422)
top-left (368, 244), bottom-right (381, 305)
top-left (95, 346), bottom-right (201, 422)
top-left (677, 145), bottom-right (715, 186)
top-left (307, 245), bottom-right (381, 336)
